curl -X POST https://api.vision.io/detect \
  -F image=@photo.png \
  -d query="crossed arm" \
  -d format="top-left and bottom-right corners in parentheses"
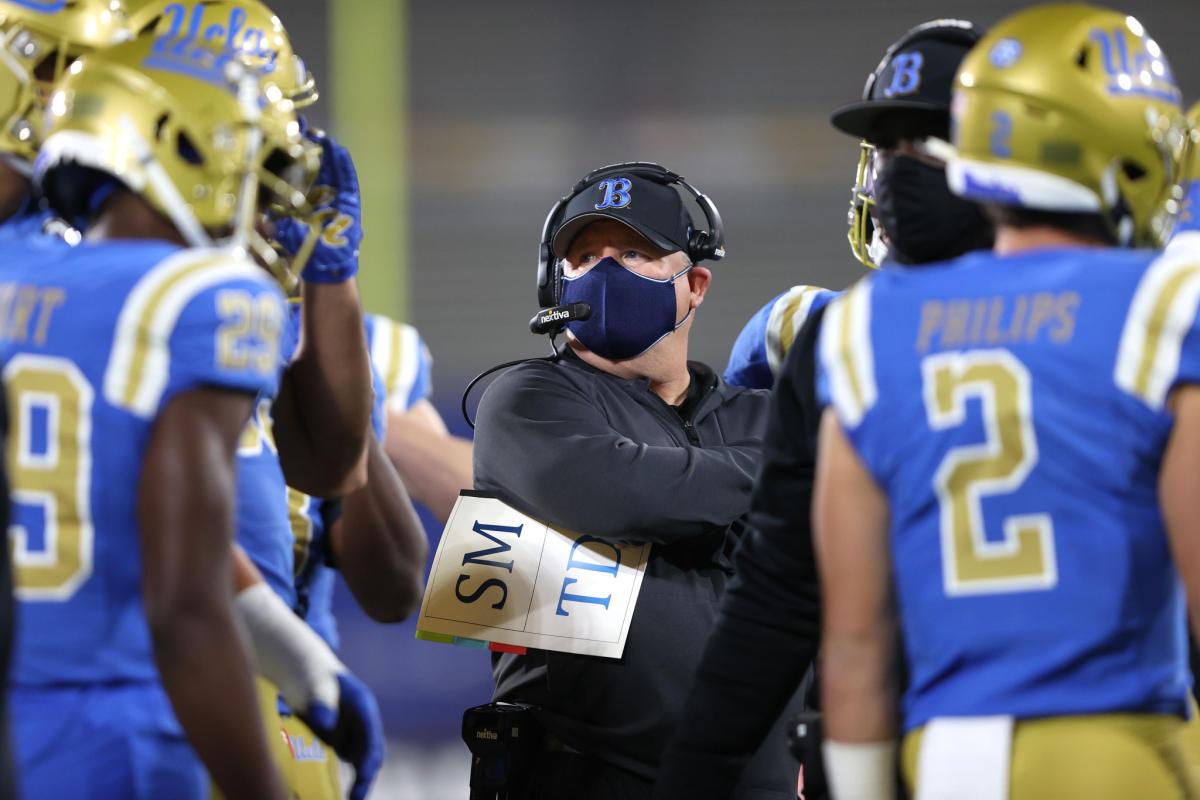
top-left (473, 363), bottom-right (758, 544)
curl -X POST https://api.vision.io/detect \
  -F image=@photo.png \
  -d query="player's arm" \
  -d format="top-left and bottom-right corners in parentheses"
top-left (1160, 385), bottom-right (1200, 642)
top-left (382, 398), bottom-right (473, 522)
top-left (813, 408), bottom-right (898, 800)
top-left (332, 434), bottom-right (430, 621)
top-left (140, 386), bottom-right (287, 800)
top-left (232, 532), bottom-right (387, 800)
top-left (272, 280), bottom-right (372, 498)
top-left (273, 127), bottom-right (373, 498)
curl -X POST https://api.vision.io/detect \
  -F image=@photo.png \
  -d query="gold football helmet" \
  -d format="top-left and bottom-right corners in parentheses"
top-left (948, 4), bottom-right (1193, 247)
top-left (35, 35), bottom-right (318, 285)
top-left (128, 0), bottom-right (316, 109)
top-left (0, 0), bottom-right (164, 168)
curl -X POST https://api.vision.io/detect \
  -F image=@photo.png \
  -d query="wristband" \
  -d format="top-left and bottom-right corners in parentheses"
top-left (235, 582), bottom-right (343, 712)
top-left (822, 739), bottom-right (896, 800)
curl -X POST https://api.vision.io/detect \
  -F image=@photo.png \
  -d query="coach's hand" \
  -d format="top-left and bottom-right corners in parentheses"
top-left (276, 118), bottom-right (363, 284)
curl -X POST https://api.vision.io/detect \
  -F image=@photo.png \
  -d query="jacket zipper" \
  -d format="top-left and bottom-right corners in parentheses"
top-left (682, 386), bottom-right (716, 446)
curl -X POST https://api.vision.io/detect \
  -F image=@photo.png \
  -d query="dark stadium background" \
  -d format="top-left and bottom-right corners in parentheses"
top-left (266, 1), bottom-right (1200, 796)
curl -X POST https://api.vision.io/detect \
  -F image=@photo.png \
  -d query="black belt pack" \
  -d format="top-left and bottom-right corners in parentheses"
top-left (463, 702), bottom-right (545, 800)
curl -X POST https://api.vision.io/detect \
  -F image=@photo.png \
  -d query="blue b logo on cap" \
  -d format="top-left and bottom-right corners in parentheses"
top-left (883, 52), bottom-right (924, 98)
top-left (595, 179), bottom-right (632, 210)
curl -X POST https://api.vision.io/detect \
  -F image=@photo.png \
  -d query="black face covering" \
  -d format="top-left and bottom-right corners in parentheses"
top-left (874, 154), bottom-right (993, 265)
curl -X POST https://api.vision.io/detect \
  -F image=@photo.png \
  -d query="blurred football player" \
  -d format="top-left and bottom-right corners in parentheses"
top-left (366, 313), bottom-right (474, 522)
top-left (724, 19), bottom-right (992, 393)
top-left (0, 0), bottom-right (152, 240)
top-left (116, 6), bottom-right (389, 798)
top-left (813, 6), bottom-right (1198, 799)
top-left (656, 20), bottom-right (991, 800)
top-left (285, 350), bottom-right (428, 799)
top-left (133, 0), bottom-right (374, 500)
top-left (0, 6), bottom-right (148, 796)
top-left (6, 35), bottom-right (303, 799)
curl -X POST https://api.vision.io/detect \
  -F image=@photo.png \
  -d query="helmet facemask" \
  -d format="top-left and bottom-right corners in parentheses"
top-left (847, 141), bottom-right (888, 268)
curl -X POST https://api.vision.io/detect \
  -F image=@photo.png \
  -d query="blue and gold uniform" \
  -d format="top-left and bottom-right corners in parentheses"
top-left (293, 313), bottom-right (431, 649)
top-left (819, 245), bottom-right (1200, 792)
top-left (280, 316), bottom-right (428, 799)
top-left (363, 312), bottom-right (432, 416)
top-left (2, 241), bottom-right (284, 799)
top-left (236, 304), bottom-right (302, 609)
top-left (725, 285), bottom-right (839, 389)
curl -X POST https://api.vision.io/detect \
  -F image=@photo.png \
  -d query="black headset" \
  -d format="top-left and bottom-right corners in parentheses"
top-left (861, 19), bottom-right (981, 101)
top-left (535, 161), bottom-right (726, 309)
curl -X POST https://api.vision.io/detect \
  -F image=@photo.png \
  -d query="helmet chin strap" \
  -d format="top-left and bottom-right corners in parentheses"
top-left (867, 228), bottom-right (889, 266)
top-left (1100, 159), bottom-right (1136, 247)
top-left (0, 152), bottom-right (33, 179)
top-left (118, 114), bottom-right (213, 249)
top-left (229, 69), bottom-right (263, 259)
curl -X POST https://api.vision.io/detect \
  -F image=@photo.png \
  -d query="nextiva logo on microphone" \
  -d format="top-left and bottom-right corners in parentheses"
top-left (476, 728), bottom-right (499, 740)
top-left (539, 309), bottom-right (571, 326)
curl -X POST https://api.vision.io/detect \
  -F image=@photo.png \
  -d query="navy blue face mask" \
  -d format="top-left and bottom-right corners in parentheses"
top-left (559, 256), bottom-right (693, 361)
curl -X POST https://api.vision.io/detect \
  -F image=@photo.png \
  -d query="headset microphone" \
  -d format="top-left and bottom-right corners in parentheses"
top-left (529, 302), bottom-right (592, 335)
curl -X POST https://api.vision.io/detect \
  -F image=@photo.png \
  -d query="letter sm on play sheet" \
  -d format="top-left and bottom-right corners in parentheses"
top-left (415, 491), bottom-right (651, 658)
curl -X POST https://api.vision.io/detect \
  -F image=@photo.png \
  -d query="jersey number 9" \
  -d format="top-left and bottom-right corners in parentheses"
top-left (5, 355), bottom-right (95, 601)
top-left (921, 349), bottom-right (1058, 596)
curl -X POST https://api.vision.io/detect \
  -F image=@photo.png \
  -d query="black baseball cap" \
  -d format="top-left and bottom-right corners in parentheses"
top-left (550, 172), bottom-right (694, 258)
top-left (830, 20), bottom-right (981, 140)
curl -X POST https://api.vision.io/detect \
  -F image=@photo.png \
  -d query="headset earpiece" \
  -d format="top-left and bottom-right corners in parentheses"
top-left (687, 229), bottom-right (711, 263)
top-left (537, 241), bottom-right (556, 308)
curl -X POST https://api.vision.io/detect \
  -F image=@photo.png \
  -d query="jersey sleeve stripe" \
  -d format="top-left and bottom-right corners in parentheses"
top-left (1115, 250), bottom-right (1200, 409)
top-left (367, 313), bottom-right (392, 391)
top-left (820, 279), bottom-right (877, 427)
top-left (388, 324), bottom-right (421, 412)
top-left (765, 285), bottom-right (823, 376)
top-left (104, 249), bottom-right (272, 418)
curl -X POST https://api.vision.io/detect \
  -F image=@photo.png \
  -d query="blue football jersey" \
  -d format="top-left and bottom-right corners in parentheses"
top-left (236, 397), bottom-right (297, 606)
top-left (2, 241), bottom-right (285, 685)
top-left (0, 198), bottom-right (66, 244)
top-left (817, 246), bottom-right (1200, 730)
top-left (232, 301), bottom-right (301, 606)
top-left (295, 315), bottom-right (429, 648)
top-left (725, 285), bottom-right (839, 389)
top-left (364, 312), bottom-right (432, 413)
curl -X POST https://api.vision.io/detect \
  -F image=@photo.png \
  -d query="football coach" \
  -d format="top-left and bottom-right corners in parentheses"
top-left (471, 163), bottom-right (803, 799)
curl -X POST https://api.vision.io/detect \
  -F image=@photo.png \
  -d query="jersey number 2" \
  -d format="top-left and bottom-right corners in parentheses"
top-left (5, 355), bottom-right (95, 600)
top-left (921, 349), bottom-right (1057, 596)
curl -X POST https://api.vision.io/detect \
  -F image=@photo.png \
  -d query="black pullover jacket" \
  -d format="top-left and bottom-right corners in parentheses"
top-left (473, 346), bottom-right (803, 798)
top-left (654, 307), bottom-right (828, 800)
